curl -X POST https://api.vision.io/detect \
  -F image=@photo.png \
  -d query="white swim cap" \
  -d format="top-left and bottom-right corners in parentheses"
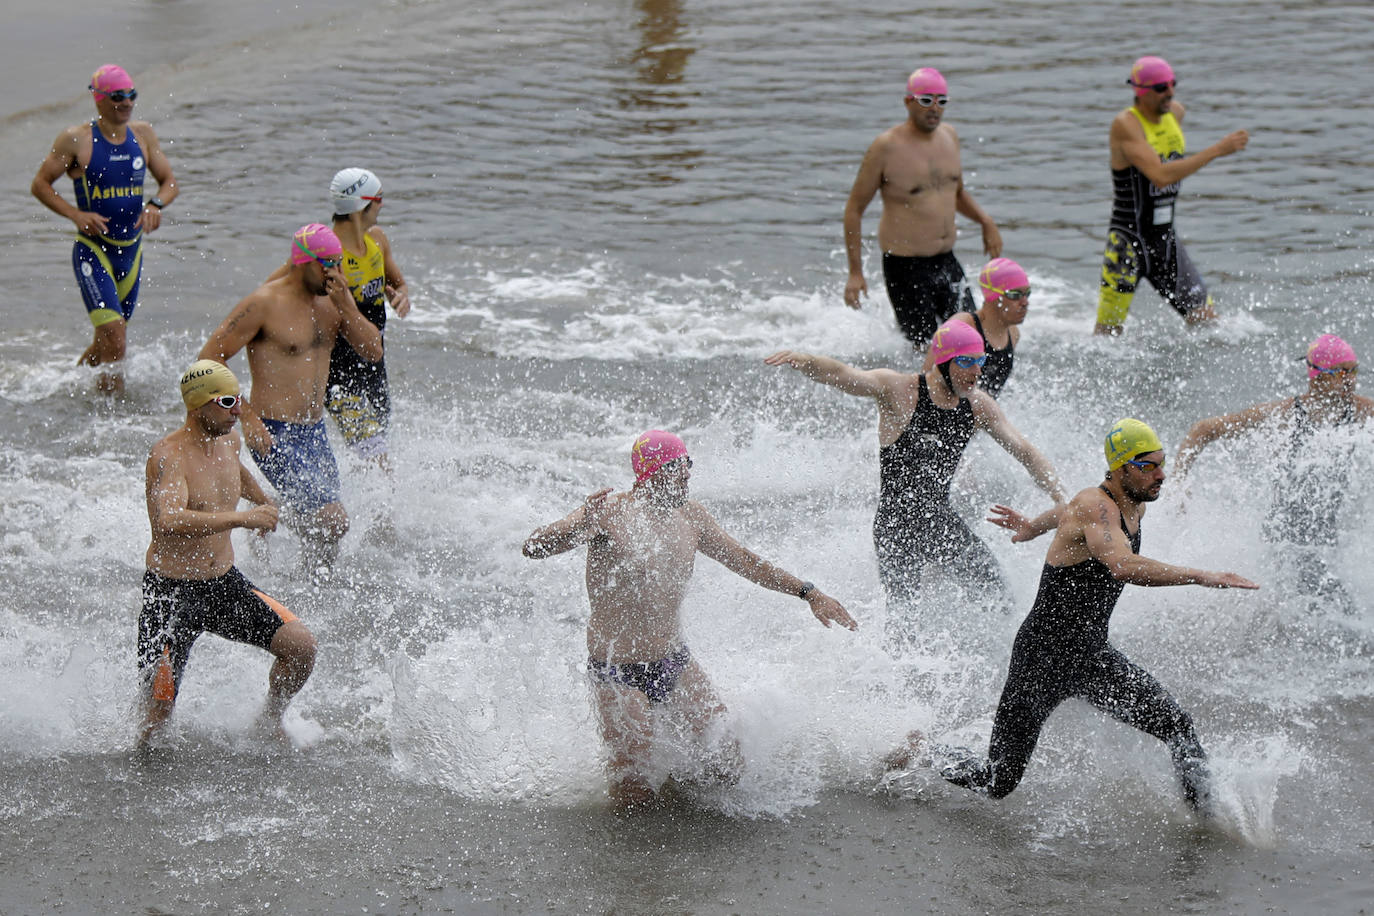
top-left (330, 168), bottom-right (382, 215)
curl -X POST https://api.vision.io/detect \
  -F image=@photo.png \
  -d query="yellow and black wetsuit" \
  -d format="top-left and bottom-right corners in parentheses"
top-left (1096, 109), bottom-right (1211, 328)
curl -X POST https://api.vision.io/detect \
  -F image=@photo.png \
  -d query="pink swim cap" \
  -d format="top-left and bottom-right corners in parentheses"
top-left (90, 64), bottom-right (134, 99)
top-left (290, 223), bottom-right (343, 265)
top-left (929, 319), bottom-right (985, 365)
top-left (1128, 56), bottom-right (1175, 96)
top-left (978, 258), bottom-right (1029, 302)
top-left (1306, 333), bottom-right (1357, 379)
top-left (631, 430), bottom-right (688, 484)
top-left (905, 68), bottom-right (947, 99)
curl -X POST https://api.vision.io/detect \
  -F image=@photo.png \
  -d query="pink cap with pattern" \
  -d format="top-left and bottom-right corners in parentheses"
top-left (929, 319), bottom-right (985, 365)
top-left (631, 430), bottom-right (688, 484)
top-left (1128, 56), bottom-right (1175, 96)
top-left (90, 64), bottom-right (134, 99)
top-left (978, 258), bottom-right (1029, 302)
top-left (289, 223), bottom-right (343, 265)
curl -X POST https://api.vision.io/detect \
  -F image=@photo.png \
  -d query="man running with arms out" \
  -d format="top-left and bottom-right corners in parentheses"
top-left (934, 419), bottom-right (1257, 815)
top-left (140, 361), bottom-right (316, 747)
top-left (920, 257), bottom-right (1031, 398)
top-left (844, 67), bottom-right (1001, 347)
top-left (199, 224), bottom-right (383, 574)
top-left (766, 320), bottom-right (1065, 645)
top-left (1176, 333), bottom-right (1372, 610)
top-left (1094, 56), bottom-right (1248, 336)
top-left (523, 431), bottom-right (857, 808)
top-left (32, 64), bottom-right (179, 394)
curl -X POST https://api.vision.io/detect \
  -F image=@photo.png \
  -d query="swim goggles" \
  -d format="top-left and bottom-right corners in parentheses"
top-left (210, 395), bottom-right (241, 409)
top-left (1307, 362), bottom-right (1358, 376)
top-left (1122, 457), bottom-right (1164, 472)
top-left (951, 354), bottom-right (987, 369)
top-left (909, 94), bottom-right (948, 108)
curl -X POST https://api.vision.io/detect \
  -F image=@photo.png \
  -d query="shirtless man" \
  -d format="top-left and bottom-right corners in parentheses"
top-left (1094, 56), bottom-right (1249, 336)
top-left (199, 224), bottom-right (383, 572)
top-left (767, 320), bottom-right (1064, 645)
top-left (933, 419), bottom-right (1257, 815)
top-left (140, 361), bottom-right (315, 746)
top-left (1177, 333), bottom-right (1372, 609)
top-left (844, 67), bottom-right (1001, 347)
top-left (522, 430), bottom-right (857, 807)
top-left (268, 169), bottom-right (411, 465)
top-left (920, 257), bottom-right (1031, 398)
top-left (31, 64), bottom-right (178, 394)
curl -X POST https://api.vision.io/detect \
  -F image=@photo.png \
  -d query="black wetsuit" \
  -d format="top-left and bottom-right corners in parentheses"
top-left (1263, 397), bottom-right (1357, 610)
top-left (882, 251), bottom-right (975, 347)
top-left (944, 487), bottom-right (1210, 811)
top-left (971, 312), bottom-right (1014, 398)
top-left (873, 375), bottom-right (1005, 608)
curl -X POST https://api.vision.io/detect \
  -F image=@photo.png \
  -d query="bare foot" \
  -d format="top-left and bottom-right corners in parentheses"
top-left (881, 729), bottom-right (926, 771)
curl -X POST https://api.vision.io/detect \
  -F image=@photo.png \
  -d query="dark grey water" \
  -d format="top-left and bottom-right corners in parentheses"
top-left (3, 0), bottom-right (1372, 913)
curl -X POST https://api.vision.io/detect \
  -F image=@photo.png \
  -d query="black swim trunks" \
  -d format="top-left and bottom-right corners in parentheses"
top-left (882, 251), bottom-right (975, 346)
top-left (588, 645), bottom-right (692, 704)
top-left (138, 567), bottom-right (297, 699)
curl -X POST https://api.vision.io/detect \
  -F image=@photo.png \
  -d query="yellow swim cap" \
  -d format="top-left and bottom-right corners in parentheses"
top-left (179, 360), bottom-right (240, 409)
top-left (1104, 418), bottom-right (1163, 470)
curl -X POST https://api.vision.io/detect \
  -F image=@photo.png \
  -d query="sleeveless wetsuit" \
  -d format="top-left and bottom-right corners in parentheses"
top-left (326, 232), bottom-right (390, 457)
top-left (1263, 397), bottom-right (1357, 611)
top-left (1096, 109), bottom-right (1210, 327)
top-left (943, 487), bottom-right (1210, 811)
top-left (882, 251), bottom-right (976, 347)
top-left (873, 375), bottom-right (1006, 610)
top-left (72, 121), bottom-right (146, 326)
top-left (971, 312), bottom-right (1014, 397)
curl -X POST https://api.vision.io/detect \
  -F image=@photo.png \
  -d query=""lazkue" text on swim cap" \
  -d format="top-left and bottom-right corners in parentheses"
top-left (179, 360), bottom-right (240, 410)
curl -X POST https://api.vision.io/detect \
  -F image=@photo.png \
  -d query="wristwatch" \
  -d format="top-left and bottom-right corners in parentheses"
top-left (797, 581), bottom-right (816, 599)
top-left (147, 197), bottom-right (166, 209)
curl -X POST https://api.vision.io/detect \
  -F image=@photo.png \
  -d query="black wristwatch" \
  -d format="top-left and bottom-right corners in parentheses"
top-left (147, 197), bottom-right (166, 209)
top-left (797, 581), bottom-right (816, 599)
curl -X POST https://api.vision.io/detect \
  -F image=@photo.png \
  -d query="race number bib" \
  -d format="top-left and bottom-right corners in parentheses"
top-left (1153, 204), bottom-right (1173, 226)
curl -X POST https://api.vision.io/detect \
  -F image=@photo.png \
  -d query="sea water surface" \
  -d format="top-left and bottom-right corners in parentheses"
top-left (2, 0), bottom-right (1372, 913)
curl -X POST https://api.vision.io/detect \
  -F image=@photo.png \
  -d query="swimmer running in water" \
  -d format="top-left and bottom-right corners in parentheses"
top-left (767, 320), bottom-right (1065, 647)
top-left (140, 361), bottom-right (315, 746)
top-left (523, 430), bottom-right (856, 808)
top-left (843, 67), bottom-right (1001, 347)
top-left (1177, 333), bottom-right (1373, 611)
top-left (920, 257), bottom-right (1031, 398)
top-left (199, 224), bottom-right (383, 575)
top-left (912, 419), bottom-right (1257, 814)
top-left (31, 64), bottom-right (179, 394)
top-left (1094, 56), bottom-right (1249, 336)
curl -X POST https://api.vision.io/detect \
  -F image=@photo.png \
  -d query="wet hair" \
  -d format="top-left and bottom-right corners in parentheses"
top-left (936, 359), bottom-right (956, 396)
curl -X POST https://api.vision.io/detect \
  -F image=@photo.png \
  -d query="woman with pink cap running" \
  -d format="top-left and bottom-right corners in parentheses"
top-left (920, 257), bottom-right (1030, 397)
top-left (1176, 332), bottom-right (1373, 611)
top-left (767, 321), bottom-right (1066, 643)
